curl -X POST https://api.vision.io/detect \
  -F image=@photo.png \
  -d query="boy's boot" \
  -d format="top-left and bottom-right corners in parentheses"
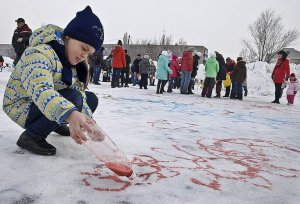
top-left (17, 131), bottom-right (56, 155)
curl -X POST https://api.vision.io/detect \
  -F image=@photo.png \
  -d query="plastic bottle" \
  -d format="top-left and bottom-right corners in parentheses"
top-left (82, 123), bottom-right (134, 179)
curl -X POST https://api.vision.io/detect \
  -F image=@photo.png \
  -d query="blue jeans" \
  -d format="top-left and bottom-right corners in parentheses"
top-left (25, 89), bottom-right (98, 140)
top-left (231, 82), bottom-right (243, 97)
top-left (180, 71), bottom-right (191, 93)
top-left (132, 72), bottom-right (139, 86)
top-left (112, 68), bottom-right (121, 86)
top-left (93, 66), bottom-right (101, 84)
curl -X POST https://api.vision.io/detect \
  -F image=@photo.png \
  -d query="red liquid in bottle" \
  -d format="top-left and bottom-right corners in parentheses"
top-left (105, 162), bottom-right (133, 177)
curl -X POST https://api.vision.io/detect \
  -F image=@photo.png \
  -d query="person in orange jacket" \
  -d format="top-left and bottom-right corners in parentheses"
top-left (111, 40), bottom-right (126, 88)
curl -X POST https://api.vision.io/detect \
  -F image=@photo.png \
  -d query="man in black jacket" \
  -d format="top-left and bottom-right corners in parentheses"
top-left (121, 49), bottom-right (131, 87)
top-left (12, 18), bottom-right (32, 66)
top-left (188, 52), bottom-right (200, 94)
top-left (131, 54), bottom-right (142, 86)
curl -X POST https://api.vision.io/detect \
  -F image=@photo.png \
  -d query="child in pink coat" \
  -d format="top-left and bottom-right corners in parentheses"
top-left (286, 73), bottom-right (300, 105)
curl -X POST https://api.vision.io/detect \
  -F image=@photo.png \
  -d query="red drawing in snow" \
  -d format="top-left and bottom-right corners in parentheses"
top-left (81, 138), bottom-right (300, 192)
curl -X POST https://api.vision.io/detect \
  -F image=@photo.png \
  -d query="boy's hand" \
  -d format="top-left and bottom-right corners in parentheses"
top-left (66, 111), bottom-right (95, 144)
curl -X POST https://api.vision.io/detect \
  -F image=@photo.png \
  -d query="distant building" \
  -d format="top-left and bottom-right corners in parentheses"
top-left (270, 48), bottom-right (300, 64)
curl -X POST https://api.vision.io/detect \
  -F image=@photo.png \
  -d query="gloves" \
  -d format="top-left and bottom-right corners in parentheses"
top-left (285, 77), bottom-right (289, 81)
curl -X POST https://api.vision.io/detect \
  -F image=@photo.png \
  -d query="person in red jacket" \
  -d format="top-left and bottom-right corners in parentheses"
top-left (111, 40), bottom-right (126, 88)
top-left (12, 18), bottom-right (32, 66)
top-left (271, 50), bottom-right (290, 104)
top-left (167, 54), bottom-right (181, 92)
top-left (180, 47), bottom-right (194, 94)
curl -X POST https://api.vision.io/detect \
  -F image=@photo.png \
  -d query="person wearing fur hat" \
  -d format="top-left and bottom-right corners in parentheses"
top-left (111, 40), bottom-right (126, 88)
top-left (271, 50), bottom-right (290, 104)
top-left (230, 57), bottom-right (247, 100)
top-left (286, 73), bottom-right (300, 105)
top-left (201, 52), bottom-right (219, 98)
top-left (3, 6), bottom-right (104, 155)
top-left (138, 54), bottom-right (151, 89)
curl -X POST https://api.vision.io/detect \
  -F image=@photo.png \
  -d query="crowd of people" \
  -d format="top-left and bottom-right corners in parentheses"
top-left (88, 42), bottom-right (298, 105)
top-left (2, 6), bottom-right (299, 157)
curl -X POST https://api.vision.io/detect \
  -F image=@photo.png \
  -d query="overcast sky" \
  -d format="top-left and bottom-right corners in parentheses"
top-left (1, 0), bottom-right (299, 59)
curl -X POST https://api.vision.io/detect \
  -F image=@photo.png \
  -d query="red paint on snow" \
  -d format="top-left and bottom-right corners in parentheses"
top-left (81, 137), bottom-right (300, 192)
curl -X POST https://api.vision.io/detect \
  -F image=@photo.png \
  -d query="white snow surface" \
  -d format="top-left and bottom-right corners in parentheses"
top-left (0, 62), bottom-right (299, 204)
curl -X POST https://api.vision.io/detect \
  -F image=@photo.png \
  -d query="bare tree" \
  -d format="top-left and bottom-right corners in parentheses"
top-left (165, 34), bottom-right (173, 45)
top-left (160, 31), bottom-right (166, 45)
top-left (242, 9), bottom-right (299, 62)
top-left (177, 37), bottom-right (187, 45)
top-left (239, 47), bottom-right (256, 63)
top-left (152, 37), bottom-right (159, 45)
top-left (123, 32), bottom-right (128, 45)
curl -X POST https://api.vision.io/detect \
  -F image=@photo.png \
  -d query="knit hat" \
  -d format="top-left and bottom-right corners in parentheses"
top-left (290, 73), bottom-right (295, 77)
top-left (64, 6), bottom-right (104, 51)
top-left (117, 40), bottom-right (122, 46)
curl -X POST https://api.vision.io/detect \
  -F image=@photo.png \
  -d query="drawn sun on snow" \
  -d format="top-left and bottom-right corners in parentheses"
top-left (81, 138), bottom-right (300, 192)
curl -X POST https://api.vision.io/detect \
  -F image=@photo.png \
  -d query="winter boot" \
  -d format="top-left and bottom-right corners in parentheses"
top-left (230, 93), bottom-right (236, 99)
top-left (237, 93), bottom-right (243, 100)
top-left (156, 85), bottom-right (160, 94)
top-left (17, 131), bottom-right (56, 155)
top-left (244, 90), bottom-right (248, 97)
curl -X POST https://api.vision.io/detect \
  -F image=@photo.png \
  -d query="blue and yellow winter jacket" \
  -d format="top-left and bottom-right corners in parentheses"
top-left (3, 24), bottom-right (93, 128)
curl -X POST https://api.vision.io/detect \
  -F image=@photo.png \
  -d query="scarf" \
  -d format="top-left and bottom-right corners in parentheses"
top-left (47, 40), bottom-right (88, 85)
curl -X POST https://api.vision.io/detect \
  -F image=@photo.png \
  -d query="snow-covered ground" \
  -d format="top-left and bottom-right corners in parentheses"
top-left (0, 62), bottom-right (299, 204)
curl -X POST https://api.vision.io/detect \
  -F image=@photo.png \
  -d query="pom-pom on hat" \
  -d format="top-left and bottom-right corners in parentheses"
top-left (64, 6), bottom-right (104, 51)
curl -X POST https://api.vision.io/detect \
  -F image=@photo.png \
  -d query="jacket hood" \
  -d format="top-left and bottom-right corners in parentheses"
top-left (29, 24), bottom-right (65, 47)
top-left (207, 57), bottom-right (217, 63)
top-left (183, 51), bottom-right (192, 58)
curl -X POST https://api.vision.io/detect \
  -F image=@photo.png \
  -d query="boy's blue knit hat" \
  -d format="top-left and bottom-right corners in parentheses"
top-left (64, 6), bottom-right (104, 51)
